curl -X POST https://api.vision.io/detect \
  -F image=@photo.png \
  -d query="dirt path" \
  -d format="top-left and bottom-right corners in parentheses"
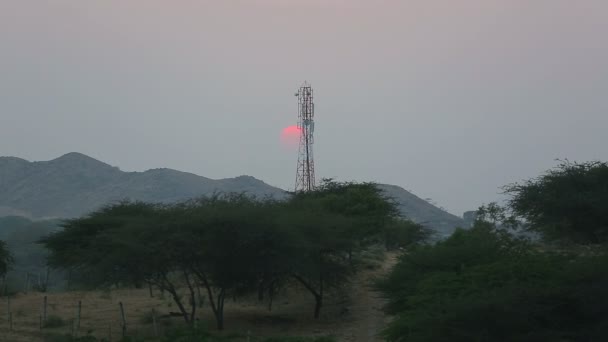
top-left (337, 252), bottom-right (398, 342)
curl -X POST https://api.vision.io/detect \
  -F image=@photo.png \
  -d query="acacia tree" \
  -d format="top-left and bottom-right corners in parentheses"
top-left (176, 195), bottom-right (288, 330)
top-left (42, 196), bottom-right (290, 330)
top-left (280, 207), bottom-right (353, 319)
top-left (42, 202), bottom-right (201, 324)
top-left (42, 181), bottom-right (411, 328)
top-left (42, 202), bottom-right (161, 287)
top-left (504, 160), bottom-right (608, 243)
top-left (292, 180), bottom-right (399, 261)
top-left (284, 180), bottom-right (400, 318)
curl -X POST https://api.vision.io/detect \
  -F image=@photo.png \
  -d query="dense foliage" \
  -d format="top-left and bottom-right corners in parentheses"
top-left (504, 160), bottom-right (608, 243)
top-left (380, 160), bottom-right (608, 341)
top-left (42, 181), bottom-right (429, 330)
top-left (380, 222), bottom-right (608, 341)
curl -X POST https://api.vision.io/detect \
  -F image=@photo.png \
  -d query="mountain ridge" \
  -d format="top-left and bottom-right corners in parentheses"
top-left (0, 153), bottom-right (463, 235)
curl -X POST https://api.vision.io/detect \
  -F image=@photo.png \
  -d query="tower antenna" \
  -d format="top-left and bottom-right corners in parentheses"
top-left (295, 82), bottom-right (316, 192)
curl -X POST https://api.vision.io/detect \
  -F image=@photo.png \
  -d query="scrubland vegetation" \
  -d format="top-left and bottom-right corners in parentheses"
top-left (0, 180), bottom-right (423, 341)
top-left (379, 161), bottom-right (608, 341)
top-left (1, 161), bottom-right (608, 341)
top-left (39, 180), bottom-right (428, 332)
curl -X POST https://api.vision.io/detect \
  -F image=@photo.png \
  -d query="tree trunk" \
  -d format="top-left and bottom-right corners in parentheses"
top-left (292, 274), bottom-right (324, 319)
top-left (216, 290), bottom-right (226, 330)
top-left (315, 275), bottom-right (324, 319)
top-left (197, 272), bottom-right (227, 331)
top-left (257, 280), bottom-right (265, 302)
top-left (183, 272), bottom-right (197, 324)
top-left (159, 273), bottom-right (191, 325)
top-left (314, 294), bottom-right (322, 319)
top-left (167, 288), bottom-right (190, 325)
top-left (267, 281), bottom-right (275, 312)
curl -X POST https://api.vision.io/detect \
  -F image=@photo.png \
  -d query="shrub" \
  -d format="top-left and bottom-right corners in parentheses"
top-left (379, 223), bottom-right (608, 341)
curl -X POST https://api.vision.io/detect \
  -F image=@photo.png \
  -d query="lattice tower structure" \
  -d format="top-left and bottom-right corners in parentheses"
top-left (295, 82), bottom-right (316, 192)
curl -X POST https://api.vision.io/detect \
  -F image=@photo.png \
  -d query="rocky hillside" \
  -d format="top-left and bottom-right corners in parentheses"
top-left (0, 153), bottom-right (463, 235)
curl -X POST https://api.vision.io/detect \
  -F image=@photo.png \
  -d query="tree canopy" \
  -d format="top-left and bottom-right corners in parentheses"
top-left (380, 160), bottom-right (608, 341)
top-left (379, 220), bottom-right (608, 342)
top-left (42, 181), bottom-right (427, 330)
top-left (504, 160), bottom-right (608, 243)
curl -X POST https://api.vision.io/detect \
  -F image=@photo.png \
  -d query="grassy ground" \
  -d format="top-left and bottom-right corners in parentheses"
top-left (0, 252), bottom-right (395, 342)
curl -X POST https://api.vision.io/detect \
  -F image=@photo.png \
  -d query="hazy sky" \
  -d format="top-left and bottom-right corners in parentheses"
top-left (1, 0), bottom-right (607, 215)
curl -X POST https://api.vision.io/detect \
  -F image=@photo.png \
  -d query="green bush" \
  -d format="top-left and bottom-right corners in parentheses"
top-left (379, 223), bottom-right (608, 341)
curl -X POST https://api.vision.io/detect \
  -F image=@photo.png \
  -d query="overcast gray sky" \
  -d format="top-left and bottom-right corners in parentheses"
top-left (1, 0), bottom-right (607, 215)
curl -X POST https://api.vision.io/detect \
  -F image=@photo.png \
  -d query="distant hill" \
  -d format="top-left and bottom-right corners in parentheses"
top-left (0, 153), bottom-right (463, 235)
top-left (0, 152), bottom-right (287, 219)
top-left (378, 184), bottom-right (464, 237)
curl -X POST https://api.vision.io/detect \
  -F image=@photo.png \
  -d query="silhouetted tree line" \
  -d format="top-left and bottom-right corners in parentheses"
top-left (40, 180), bottom-right (430, 330)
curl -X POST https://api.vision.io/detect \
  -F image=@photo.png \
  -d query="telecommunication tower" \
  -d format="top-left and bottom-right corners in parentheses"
top-left (294, 82), bottom-right (316, 192)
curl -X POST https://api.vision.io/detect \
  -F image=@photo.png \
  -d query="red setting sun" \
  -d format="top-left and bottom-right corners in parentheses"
top-left (280, 125), bottom-right (301, 149)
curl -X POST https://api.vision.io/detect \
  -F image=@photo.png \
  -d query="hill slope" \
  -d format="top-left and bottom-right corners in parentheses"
top-left (378, 184), bottom-right (464, 237)
top-left (0, 153), bottom-right (286, 219)
top-left (0, 153), bottom-right (463, 234)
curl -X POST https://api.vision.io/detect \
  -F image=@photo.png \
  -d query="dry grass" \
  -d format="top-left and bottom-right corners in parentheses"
top-left (0, 253), bottom-right (398, 342)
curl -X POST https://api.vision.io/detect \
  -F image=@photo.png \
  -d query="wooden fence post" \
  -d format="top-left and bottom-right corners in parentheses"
top-left (119, 301), bottom-right (127, 337)
top-left (152, 308), bottom-right (159, 337)
top-left (6, 295), bottom-right (10, 323)
top-left (43, 295), bottom-right (48, 325)
top-left (76, 300), bottom-right (82, 333)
